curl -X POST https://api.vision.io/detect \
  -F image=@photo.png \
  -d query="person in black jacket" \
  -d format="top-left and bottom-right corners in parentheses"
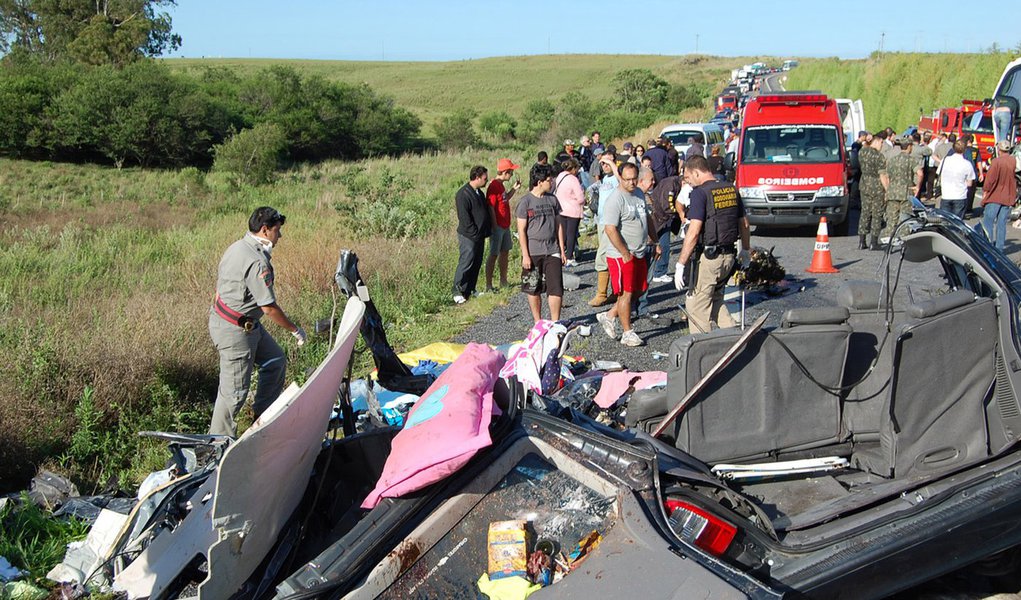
top-left (452, 165), bottom-right (492, 304)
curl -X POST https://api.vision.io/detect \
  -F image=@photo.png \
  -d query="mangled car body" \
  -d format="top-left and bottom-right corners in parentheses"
top-left (53, 208), bottom-right (1021, 599)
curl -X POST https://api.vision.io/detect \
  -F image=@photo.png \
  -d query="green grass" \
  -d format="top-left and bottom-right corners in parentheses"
top-left (785, 52), bottom-right (1019, 131)
top-left (0, 496), bottom-right (89, 582)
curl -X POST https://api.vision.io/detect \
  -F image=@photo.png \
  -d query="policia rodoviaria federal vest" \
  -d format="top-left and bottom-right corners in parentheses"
top-left (682, 180), bottom-right (742, 291)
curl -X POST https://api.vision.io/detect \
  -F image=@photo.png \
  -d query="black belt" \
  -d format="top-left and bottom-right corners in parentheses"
top-left (702, 244), bottom-right (736, 259)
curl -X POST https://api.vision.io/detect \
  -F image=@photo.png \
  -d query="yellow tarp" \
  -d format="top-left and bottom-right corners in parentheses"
top-left (398, 342), bottom-right (469, 366)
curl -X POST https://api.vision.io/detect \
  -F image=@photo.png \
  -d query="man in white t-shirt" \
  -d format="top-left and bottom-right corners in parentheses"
top-left (939, 140), bottom-right (976, 219)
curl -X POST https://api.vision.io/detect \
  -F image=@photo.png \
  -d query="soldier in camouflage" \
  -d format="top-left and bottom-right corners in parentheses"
top-left (881, 137), bottom-right (923, 242)
top-left (208, 207), bottom-right (307, 437)
top-left (858, 134), bottom-right (889, 251)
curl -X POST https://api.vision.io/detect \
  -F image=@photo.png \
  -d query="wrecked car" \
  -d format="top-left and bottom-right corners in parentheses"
top-left (51, 207), bottom-right (1021, 599)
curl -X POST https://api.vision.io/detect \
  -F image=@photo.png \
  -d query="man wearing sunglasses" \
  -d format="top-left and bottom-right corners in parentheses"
top-left (208, 206), bottom-right (307, 437)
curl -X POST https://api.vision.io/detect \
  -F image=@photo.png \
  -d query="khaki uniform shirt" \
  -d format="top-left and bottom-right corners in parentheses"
top-left (215, 233), bottom-right (276, 320)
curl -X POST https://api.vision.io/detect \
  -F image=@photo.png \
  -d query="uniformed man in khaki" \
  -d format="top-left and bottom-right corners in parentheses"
top-left (208, 206), bottom-right (307, 437)
top-left (677, 156), bottom-right (751, 334)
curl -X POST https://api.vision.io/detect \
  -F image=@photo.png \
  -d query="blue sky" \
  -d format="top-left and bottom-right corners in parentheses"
top-left (166, 1), bottom-right (1021, 61)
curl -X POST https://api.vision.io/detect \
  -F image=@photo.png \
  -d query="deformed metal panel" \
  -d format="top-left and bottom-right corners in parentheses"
top-left (198, 297), bottom-right (366, 599)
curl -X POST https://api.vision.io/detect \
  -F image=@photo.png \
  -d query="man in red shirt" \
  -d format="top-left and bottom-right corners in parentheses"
top-left (485, 158), bottom-right (522, 290)
top-left (981, 140), bottom-right (1019, 250)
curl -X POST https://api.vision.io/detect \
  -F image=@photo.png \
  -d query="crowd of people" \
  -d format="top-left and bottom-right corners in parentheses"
top-left (850, 128), bottom-right (1018, 251)
top-left (451, 130), bottom-right (750, 347)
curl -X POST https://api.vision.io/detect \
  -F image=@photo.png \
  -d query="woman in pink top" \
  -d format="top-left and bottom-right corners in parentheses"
top-left (555, 158), bottom-right (586, 266)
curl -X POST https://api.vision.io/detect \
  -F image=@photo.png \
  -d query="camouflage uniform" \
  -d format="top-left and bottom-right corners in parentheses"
top-left (858, 146), bottom-right (887, 240)
top-left (882, 152), bottom-right (921, 239)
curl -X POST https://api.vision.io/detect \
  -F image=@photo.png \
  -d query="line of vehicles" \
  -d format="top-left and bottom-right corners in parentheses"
top-left (662, 57), bottom-right (1021, 233)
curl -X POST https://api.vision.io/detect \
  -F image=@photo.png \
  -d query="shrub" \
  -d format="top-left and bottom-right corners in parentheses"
top-left (434, 108), bottom-right (479, 150)
top-left (613, 69), bottom-right (670, 114)
top-left (479, 111), bottom-right (517, 142)
top-left (212, 122), bottom-right (287, 186)
top-left (518, 99), bottom-right (556, 143)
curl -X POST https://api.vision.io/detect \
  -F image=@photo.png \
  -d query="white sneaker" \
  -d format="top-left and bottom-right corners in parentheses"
top-left (620, 330), bottom-right (644, 347)
top-left (565, 259), bottom-right (578, 268)
top-left (652, 274), bottom-right (672, 284)
top-left (453, 295), bottom-right (467, 305)
top-left (596, 311), bottom-right (618, 339)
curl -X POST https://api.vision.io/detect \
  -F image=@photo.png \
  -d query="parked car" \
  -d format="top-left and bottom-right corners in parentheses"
top-left (56, 210), bottom-right (1021, 599)
top-left (660, 122), bottom-right (726, 158)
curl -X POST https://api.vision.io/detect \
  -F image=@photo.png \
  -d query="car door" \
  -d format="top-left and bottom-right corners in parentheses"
top-left (993, 58), bottom-right (1021, 141)
top-left (836, 99), bottom-right (865, 151)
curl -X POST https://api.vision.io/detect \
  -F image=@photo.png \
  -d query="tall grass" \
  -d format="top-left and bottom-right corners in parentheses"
top-left (785, 52), bottom-right (1017, 131)
top-left (0, 495), bottom-right (89, 581)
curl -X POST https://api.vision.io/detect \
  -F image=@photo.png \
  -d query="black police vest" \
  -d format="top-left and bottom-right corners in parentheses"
top-left (698, 181), bottom-right (741, 247)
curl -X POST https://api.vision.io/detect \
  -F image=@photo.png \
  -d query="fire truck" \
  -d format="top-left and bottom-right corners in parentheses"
top-left (918, 99), bottom-right (996, 162)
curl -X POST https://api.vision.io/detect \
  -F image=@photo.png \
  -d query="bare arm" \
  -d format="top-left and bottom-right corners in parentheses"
top-left (260, 303), bottom-right (298, 333)
top-left (604, 224), bottom-right (632, 263)
top-left (880, 173), bottom-right (890, 191)
top-left (739, 217), bottom-right (751, 252)
top-left (558, 221), bottom-right (567, 264)
top-left (517, 216), bottom-right (531, 270)
top-left (646, 213), bottom-right (661, 258)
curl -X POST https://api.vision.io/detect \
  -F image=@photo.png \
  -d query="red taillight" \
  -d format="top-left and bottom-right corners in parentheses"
top-left (664, 499), bottom-right (737, 556)
top-left (756, 94), bottom-right (828, 105)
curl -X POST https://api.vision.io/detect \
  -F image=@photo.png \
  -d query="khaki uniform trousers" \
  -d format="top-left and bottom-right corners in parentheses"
top-left (686, 253), bottom-right (737, 334)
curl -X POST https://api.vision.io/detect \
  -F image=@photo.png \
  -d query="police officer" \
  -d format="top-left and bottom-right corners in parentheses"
top-left (881, 137), bottom-right (922, 242)
top-left (676, 156), bottom-right (751, 334)
top-left (858, 134), bottom-right (889, 250)
top-left (208, 206), bottom-right (307, 437)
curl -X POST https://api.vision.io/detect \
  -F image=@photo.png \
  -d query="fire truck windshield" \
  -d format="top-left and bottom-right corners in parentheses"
top-left (964, 112), bottom-right (994, 134)
top-left (741, 125), bottom-right (842, 164)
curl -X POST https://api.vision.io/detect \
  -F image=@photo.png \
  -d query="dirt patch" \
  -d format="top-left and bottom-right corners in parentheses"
top-left (0, 202), bottom-right (200, 237)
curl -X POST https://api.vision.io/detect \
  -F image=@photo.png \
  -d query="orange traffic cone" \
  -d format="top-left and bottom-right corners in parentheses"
top-left (806, 217), bottom-right (840, 274)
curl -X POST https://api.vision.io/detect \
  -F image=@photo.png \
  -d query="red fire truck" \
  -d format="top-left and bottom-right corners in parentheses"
top-left (732, 93), bottom-right (850, 231)
top-left (918, 99), bottom-right (996, 162)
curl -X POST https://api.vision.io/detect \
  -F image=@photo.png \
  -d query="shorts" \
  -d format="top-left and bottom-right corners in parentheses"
top-left (489, 226), bottom-right (513, 256)
top-left (521, 254), bottom-right (564, 297)
top-left (607, 255), bottom-right (648, 295)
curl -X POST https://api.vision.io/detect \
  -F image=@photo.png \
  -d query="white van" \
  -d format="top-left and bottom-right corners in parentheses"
top-left (835, 99), bottom-right (866, 151)
top-left (659, 123), bottom-right (726, 158)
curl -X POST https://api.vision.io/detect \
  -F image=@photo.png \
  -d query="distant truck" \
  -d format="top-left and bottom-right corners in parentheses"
top-left (732, 92), bottom-right (850, 231)
top-left (782, 60), bottom-right (799, 71)
top-left (716, 94), bottom-right (739, 112)
top-left (918, 99), bottom-right (996, 162)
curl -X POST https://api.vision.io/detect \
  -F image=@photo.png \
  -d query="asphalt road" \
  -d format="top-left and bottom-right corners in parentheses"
top-left (455, 207), bottom-right (1019, 372)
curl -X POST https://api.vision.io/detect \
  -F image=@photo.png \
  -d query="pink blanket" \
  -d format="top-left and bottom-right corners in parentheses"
top-left (362, 343), bottom-right (505, 509)
top-left (593, 370), bottom-right (667, 409)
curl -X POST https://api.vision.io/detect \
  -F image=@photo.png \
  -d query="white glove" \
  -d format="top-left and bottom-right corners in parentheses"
top-left (292, 326), bottom-right (307, 347)
top-left (674, 262), bottom-right (687, 291)
top-left (738, 249), bottom-right (751, 270)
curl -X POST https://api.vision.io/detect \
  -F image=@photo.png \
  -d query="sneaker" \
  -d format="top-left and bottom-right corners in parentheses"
top-left (620, 330), bottom-right (644, 347)
top-left (652, 274), bottom-right (672, 284)
top-left (453, 295), bottom-right (467, 305)
top-left (596, 311), bottom-right (618, 339)
top-left (565, 259), bottom-right (578, 268)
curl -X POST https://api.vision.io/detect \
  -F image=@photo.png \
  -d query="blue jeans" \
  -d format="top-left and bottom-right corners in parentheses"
top-left (637, 253), bottom-right (655, 316)
top-left (651, 228), bottom-right (672, 277)
top-left (941, 198), bottom-right (967, 219)
top-left (994, 107), bottom-right (1012, 143)
top-left (983, 203), bottom-right (1011, 250)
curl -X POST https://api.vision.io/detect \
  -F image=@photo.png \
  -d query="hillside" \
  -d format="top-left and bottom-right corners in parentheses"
top-left (165, 54), bottom-right (774, 133)
top-left (784, 52), bottom-right (1016, 131)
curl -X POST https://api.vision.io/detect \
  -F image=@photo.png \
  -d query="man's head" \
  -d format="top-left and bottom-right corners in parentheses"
top-left (641, 155), bottom-right (653, 169)
top-left (560, 158), bottom-right (580, 173)
top-left (948, 133), bottom-right (957, 144)
top-left (911, 132), bottom-right (922, 144)
top-left (869, 135), bottom-right (883, 149)
top-left (563, 139), bottom-right (575, 152)
top-left (622, 142), bottom-right (633, 154)
top-left (952, 140), bottom-right (966, 155)
top-left (858, 130), bottom-right (869, 142)
top-left (682, 156), bottom-right (713, 187)
top-left (997, 140), bottom-right (1014, 155)
top-left (592, 131), bottom-right (601, 143)
top-left (496, 158), bottom-right (520, 180)
top-left (962, 133), bottom-right (974, 146)
top-left (637, 167), bottom-right (655, 193)
top-left (600, 152), bottom-right (616, 173)
top-left (618, 163), bottom-right (639, 193)
top-left (874, 130), bottom-right (888, 141)
top-left (249, 206), bottom-right (286, 244)
top-left (922, 131), bottom-right (932, 143)
top-left (529, 163), bottom-right (555, 192)
top-left (469, 165), bottom-right (488, 188)
top-left (898, 137), bottom-right (913, 152)
top-left (939, 133), bottom-right (948, 141)
top-left (537, 151), bottom-right (548, 164)
top-left (580, 135), bottom-right (591, 147)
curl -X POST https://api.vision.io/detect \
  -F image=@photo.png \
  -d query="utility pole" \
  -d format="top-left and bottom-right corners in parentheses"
top-left (878, 32), bottom-right (885, 54)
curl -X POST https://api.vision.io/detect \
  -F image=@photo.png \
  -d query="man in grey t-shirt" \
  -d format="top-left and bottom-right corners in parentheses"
top-left (597, 164), bottom-right (659, 347)
top-left (516, 163), bottom-right (566, 323)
